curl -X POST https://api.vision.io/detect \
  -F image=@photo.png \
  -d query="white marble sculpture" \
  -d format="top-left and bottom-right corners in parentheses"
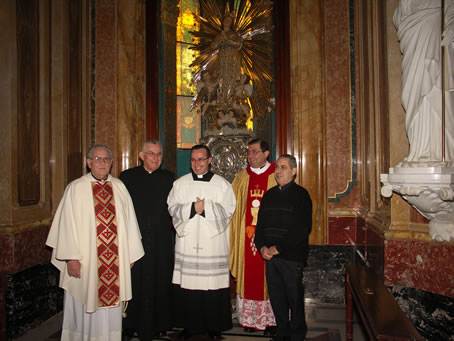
top-left (393, 0), bottom-right (454, 166)
top-left (381, 1), bottom-right (454, 242)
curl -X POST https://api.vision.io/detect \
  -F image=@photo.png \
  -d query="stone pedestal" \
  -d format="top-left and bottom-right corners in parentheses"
top-left (381, 167), bottom-right (454, 242)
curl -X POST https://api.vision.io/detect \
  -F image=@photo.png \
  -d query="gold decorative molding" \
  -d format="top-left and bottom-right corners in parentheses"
top-left (384, 227), bottom-right (434, 242)
top-left (328, 209), bottom-right (358, 217)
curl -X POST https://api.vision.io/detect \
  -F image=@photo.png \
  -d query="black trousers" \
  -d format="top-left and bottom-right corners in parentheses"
top-left (265, 257), bottom-right (307, 341)
top-left (172, 285), bottom-right (232, 334)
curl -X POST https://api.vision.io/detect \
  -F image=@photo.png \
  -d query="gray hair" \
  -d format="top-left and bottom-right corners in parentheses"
top-left (278, 154), bottom-right (297, 169)
top-left (142, 140), bottom-right (162, 152)
top-left (87, 145), bottom-right (113, 159)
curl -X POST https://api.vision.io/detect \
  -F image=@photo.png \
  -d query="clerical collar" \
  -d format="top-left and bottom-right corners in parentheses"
top-left (250, 161), bottom-right (271, 175)
top-left (191, 170), bottom-right (214, 182)
top-left (142, 165), bottom-right (159, 174)
top-left (279, 180), bottom-right (295, 191)
top-left (91, 173), bottom-right (108, 182)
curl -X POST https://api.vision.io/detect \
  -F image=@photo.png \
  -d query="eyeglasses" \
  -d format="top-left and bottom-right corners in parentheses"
top-left (143, 152), bottom-right (162, 157)
top-left (247, 150), bottom-right (263, 155)
top-left (190, 157), bottom-right (209, 163)
top-left (91, 156), bottom-right (112, 163)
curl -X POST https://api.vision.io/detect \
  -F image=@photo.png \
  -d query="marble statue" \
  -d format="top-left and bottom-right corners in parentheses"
top-left (381, 1), bottom-right (454, 243)
top-left (394, 0), bottom-right (454, 167)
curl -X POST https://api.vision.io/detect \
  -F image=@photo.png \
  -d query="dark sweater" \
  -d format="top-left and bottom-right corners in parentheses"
top-left (254, 181), bottom-right (312, 264)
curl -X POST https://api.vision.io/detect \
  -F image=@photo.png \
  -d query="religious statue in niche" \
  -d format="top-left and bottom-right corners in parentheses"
top-left (380, 1), bottom-right (454, 243)
top-left (189, 0), bottom-right (274, 137)
top-left (394, 0), bottom-right (454, 167)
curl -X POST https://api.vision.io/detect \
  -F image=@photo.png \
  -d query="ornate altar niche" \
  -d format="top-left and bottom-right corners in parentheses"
top-left (190, 0), bottom-right (273, 182)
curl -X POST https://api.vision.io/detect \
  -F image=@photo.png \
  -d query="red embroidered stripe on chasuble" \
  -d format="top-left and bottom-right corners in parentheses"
top-left (92, 181), bottom-right (120, 307)
top-left (243, 164), bottom-right (275, 300)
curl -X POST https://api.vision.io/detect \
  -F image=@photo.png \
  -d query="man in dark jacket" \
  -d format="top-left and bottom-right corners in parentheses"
top-left (120, 140), bottom-right (175, 341)
top-left (254, 154), bottom-right (312, 341)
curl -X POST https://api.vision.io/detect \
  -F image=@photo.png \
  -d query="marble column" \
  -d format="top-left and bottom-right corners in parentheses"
top-left (117, 0), bottom-right (146, 172)
top-left (290, 0), bottom-right (326, 245)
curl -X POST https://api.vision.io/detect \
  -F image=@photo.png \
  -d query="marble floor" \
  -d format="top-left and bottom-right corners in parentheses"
top-left (13, 301), bottom-right (367, 341)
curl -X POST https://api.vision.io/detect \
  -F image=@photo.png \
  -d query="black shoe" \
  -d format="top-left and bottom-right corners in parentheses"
top-left (243, 327), bottom-right (256, 333)
top-left (122, 328), bottom-right (138, 341)
top-left (151, 331), bottom-right (168, 339)
top-left (178, 329), bottom-right (192, 340)
top-left (264, 326), bottom-right (277, 336)
top-left (208, 331), bottom-right (222, 340)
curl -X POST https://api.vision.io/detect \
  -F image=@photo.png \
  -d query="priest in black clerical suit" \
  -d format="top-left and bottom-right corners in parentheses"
top-left (120, 140), bottom-right (175, 341)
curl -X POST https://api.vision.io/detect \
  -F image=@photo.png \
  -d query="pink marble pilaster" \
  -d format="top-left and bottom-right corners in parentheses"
top-left (325, 0), bottom-right (359, 207)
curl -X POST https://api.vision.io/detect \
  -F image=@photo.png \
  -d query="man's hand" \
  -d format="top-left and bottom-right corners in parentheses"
top-left (67, 260), bottom-right (81, 278)
top-left (268, 245), bottom-right (279, 256)
top-left (260, 246), bottom-right (279, 261)
top-left (195, 197), bottom-right (205, 214)
top-left (260, 247), bottom-right (273, 260)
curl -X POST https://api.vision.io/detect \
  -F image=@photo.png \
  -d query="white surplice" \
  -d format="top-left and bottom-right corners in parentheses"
top-left (167, 172), bottom-right (236, 290)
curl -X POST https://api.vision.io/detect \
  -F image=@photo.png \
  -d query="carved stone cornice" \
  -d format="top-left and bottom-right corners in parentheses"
top-left (381, 167), bottom-right (454, 242)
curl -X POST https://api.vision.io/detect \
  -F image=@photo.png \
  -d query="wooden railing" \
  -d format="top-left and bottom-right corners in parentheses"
top-left (346, 264), bottom-right (425, 341)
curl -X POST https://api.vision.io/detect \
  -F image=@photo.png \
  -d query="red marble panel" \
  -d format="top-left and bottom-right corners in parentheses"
top-left (0, 233), bottom-right (14, 271)
top-left (356, 216), bottom-right (366, 245)
top-left (0, 226), bottom-right (51, 273)
top-left (13, 226), bottom-right (51, 272)
top-left (384, 239), bottom-right (411, 285)
top-left (409, 241), bottom-right (454, 297)
top-left (385, 239), bottom-right (454, 298)
top-left (328, 216), bottom-right (356, 245)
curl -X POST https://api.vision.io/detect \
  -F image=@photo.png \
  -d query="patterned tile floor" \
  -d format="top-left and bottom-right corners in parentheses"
top-left (13, 302), bottom-right (367, 341)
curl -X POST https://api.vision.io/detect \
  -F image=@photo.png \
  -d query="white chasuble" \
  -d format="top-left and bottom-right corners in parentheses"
top-left (46, 173), bottom-right (144, 313)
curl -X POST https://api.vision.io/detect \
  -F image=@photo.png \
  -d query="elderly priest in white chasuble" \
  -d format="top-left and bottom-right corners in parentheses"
top-left (46, 145), bottom-right (144, 341)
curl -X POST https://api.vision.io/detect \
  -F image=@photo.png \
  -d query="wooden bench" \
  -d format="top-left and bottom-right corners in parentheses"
top-left (346, 264), bottom-right (425, 341)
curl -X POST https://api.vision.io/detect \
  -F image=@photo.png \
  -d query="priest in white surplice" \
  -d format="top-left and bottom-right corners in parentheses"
top-left (167, 144), bottom-right (236, 340)
top-left (46, 145), bottom-right (144, 341)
